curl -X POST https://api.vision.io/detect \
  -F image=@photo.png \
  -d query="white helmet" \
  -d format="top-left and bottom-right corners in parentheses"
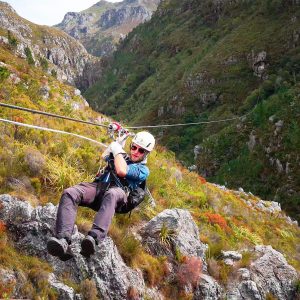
top-left (132, 131), bottom-right (155, 152)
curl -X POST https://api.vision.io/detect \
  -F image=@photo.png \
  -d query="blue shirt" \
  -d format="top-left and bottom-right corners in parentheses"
top-left (125, 161), bottom-right (149, 189)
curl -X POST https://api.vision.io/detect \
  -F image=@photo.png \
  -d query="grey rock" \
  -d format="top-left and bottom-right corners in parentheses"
top-left (198, 92), bottom-right (219, 108)
top-left (171, 167), bottom-right (183, 182)
top-left (194, 145), bottom-right (202, 160)
top-left (274, 120), bottom-right (284, 136)
top-left (226, 245), bottom-right (299, 300)
top-left (224, 55), bottom-right (238, 66)
top-left (6, 176), bottom-right (35, 193)
top-left (188, 165), bottom-right (198, 171)
top-left (0, 35), bottom-right (9, 44)
top-left (0, 268), bottom-right (28, 298)
top-left (74, 88), bottom-right (81, 96)
top-left (8, 73), bottom-right (21, 84)
top-left (141, 208), bottom-right (208, 268)
top-left (255, 200), bottom-right (281, 214)
top-left (247, 131), bottom-right (256, 151)
top-left (0, 195), bottom-right (146, 299)
top-left (144, 287), bottom-right (164, 300)
top-left (185, 72), bottom-right (217, 92)
top-left (238, 268), bottom-right (251, 281)
top-left (221, 250), bottom-right (242, 266)
top-left (276, 158), bottom-right (284, 173)
top-left (237, 280), bottom-right (262, 300)
top-left (193, 274), bottom-right (223, 300)
top-left (269, 115), bottom-right (276, 122)
top-left (166, 95), bottom-right (186, 116)
top-left (157, 106), bottom-right (164, 117)
top-left (0, 194), bottom-right (33, 223)
top-left (224, 258), bottom-right (234, 266)
top-left (247, 50), bottom-right (268, 79)
top-left (221, 250), bottom-right (242, 261)
top-left (285, 216), bottom-right (298, 226)
top-left (99, 6), bottom-right (151, 29)
top-left (275, 120), bottom-right (284, 129)
top-left (0, 268), bottom-right (17, 290)
top-left (48, 273), bottom-right (76, 300)
top-left (39, 85), bottom-right (50, 100)
top-left (250, 245), bottom-right (298, 299)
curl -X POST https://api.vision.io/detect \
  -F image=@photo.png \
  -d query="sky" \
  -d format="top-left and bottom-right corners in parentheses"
top-left (4, 0), bottom-right (122, 26)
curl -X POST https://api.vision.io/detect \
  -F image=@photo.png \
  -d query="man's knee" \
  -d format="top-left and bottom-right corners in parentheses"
top-left (103, 188), bottom-right (126, 208)
top-left (61, 187), bottom-right (80, 204)
top-left (105, 187), bottom-right (125, 199)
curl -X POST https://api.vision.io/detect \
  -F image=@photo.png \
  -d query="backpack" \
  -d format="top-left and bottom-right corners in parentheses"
top-left (115, 180), bottom-right (146, 214)
top-left (95, 154), bottom-right (147, 214)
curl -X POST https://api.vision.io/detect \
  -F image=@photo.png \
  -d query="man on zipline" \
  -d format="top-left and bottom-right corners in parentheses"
top-left (47, 130), bottom-right (155, 260)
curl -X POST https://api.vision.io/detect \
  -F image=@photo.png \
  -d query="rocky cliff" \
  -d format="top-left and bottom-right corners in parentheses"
top-left (0, 195), bottom-right (299, 299)
top-left (0, 1), bottom-right (94, 85)
top-left (55, 0), bottom-right (160, 57)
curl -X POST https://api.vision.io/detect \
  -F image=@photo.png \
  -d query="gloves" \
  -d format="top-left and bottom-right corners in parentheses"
top-left (116, 131), bottom-right (130, 148)
top-left (110, 141), bottom-right (126, 157)
top-left (102, 141), bottom-right (126, 159)
top-left (101, 130), bottom-right (129, 159)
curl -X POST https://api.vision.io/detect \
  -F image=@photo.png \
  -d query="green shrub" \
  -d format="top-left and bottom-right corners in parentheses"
top-left (51, 69), bottom-right (57, 78)
top-left (239, 251), bottom-right (253, 268)
top-left (39, 56), bottom-right (49, 71)
top-left (0, 66), bottom-right (10, 81)
top-left (7, 30), bottom-right (18, 48)
top-left (25, 47), bottom-right (35, 65)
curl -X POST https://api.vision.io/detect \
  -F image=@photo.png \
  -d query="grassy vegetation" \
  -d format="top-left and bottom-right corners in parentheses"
top-left (0, 12), bottom-right (299, 298)
top-left (84, 0), bottom-right (300, 221)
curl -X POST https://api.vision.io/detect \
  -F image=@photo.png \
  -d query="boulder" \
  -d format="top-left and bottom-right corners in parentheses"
top-left (221, 250), bottom-right (242, 265)
top-left (48, 273), bottom-right (77, 300)
top-left (0, 195), bottom-right (145, 300)
top-left (226, 245), bottom-right (299, 300)
top-left (193, 274), bottom-right (223, 300)
top-left (140, 208), bottom-right (208, 268)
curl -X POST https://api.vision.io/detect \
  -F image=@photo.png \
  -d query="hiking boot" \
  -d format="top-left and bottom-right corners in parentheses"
top-left (47, 237), bottom-right (73, 261)
top-left (80, 235), bottom-right (97, 258)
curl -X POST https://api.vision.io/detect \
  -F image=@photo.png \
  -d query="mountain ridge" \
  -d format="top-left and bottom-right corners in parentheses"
top-left (55, 0), bottom-right (160, 57)
top-left (0, 1), bottom-right (95, 85)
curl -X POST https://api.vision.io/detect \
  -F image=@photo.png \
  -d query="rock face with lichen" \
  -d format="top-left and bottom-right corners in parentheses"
top-left (0, 195), bottom-right (299, 299)
top-left (0, 194), bottom-right (146, 300)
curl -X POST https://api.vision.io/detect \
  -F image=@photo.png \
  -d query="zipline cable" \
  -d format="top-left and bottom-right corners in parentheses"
top-left (125, 106), bottom-right (256, 129)
top-left (0, 102), bottom-right (109, 128)
top-left (0, 117), bottom-right (107, 148)
top-left (0, 101), bottom-right (256, 130)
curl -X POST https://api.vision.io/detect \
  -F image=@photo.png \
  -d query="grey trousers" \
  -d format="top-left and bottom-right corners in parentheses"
top-left (55, 182), bottom-right (127, 242)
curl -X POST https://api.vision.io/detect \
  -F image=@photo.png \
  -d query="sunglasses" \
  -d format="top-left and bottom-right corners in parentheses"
top-left (130, 145), bottom-right (146, 154)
